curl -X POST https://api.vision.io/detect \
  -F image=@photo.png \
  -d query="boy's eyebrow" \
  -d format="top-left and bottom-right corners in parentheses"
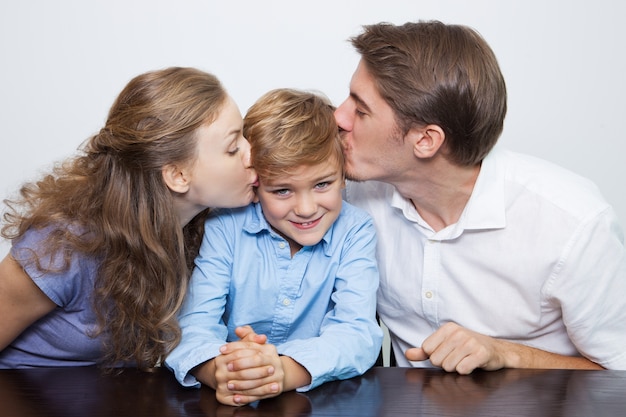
top-left (350, 91), bottom-right (372, 113)
top-left (266, 169), bottom-right (340, 187)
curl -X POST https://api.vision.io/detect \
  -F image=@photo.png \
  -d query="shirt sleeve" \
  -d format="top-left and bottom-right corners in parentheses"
top-left (11, 226), bottom-right (95, 308)
top-left (277, 213), bottom-right (383, 390)
top-left (164, 214), bottom-right (234, 387)
top-left (549, 206), bottom-right (626, 369)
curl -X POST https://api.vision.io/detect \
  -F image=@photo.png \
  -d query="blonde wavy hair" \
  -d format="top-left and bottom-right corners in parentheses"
top-left (243, 88), bottom-right (343, 182)
top-left (2, 67), bottom-right (227, 369)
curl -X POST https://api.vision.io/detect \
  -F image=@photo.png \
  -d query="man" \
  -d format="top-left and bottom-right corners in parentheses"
top-left (335, 20), bottom-right (626, 373)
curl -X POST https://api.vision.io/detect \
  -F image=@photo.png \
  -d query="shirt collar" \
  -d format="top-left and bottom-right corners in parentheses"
top-left (242, 203), bottom-right (267, 234)
top-left (461, 148), bottom-right (506, 230)
top-left (390, 148), bottom-right (506, 236)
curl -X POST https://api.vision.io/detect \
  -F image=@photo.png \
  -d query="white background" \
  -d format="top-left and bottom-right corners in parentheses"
top-left (1, 0), bottom-right (625, 257)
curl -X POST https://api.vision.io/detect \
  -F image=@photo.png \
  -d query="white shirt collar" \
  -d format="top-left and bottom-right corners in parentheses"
top-left (462, 148), bottom-right (506, 230)
top-left (389, 148), bottom-right (506, 239)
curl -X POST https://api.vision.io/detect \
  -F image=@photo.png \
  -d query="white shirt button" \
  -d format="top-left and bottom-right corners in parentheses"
top-left (425, 291), bottom-right (434, 299)
top-left (282, 298), bottom-right (291, 306)
top-left (278, 242), bottom-right (286, 249)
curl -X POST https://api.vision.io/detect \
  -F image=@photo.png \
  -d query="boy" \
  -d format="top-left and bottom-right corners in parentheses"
top-left (166, 89), bottom-right (383, 406)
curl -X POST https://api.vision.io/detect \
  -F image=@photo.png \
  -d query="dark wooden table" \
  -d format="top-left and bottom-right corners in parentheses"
top-left (1, 366), bottom-right (625, 416)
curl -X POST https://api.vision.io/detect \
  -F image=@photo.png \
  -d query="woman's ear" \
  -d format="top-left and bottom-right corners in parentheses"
top-left (162, 164), bottom-right (190, 193)
top-left (407, 124), bottom-right (445, 159)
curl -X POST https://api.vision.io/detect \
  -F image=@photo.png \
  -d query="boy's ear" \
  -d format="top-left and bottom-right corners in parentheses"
top-left (407, 124), bottom-right (445, 159)
top-left (162, 164), bottom-right (190, 193)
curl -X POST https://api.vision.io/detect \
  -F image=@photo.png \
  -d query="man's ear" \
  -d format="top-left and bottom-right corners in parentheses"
top-left (407, 124), bottom-right (445, 159)
top-left (162, 164), bottom-right (190, 193)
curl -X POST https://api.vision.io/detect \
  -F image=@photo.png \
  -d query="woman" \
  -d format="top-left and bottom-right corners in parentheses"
top-left (0, 67), bottom-right (258, 370)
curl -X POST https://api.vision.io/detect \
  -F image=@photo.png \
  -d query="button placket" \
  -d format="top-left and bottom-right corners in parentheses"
top-left (421, 239), bottom-right (440, 325)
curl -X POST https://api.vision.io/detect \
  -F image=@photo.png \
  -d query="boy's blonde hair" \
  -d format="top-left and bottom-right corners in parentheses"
top-left (243, 88), bottom-right (343, 182)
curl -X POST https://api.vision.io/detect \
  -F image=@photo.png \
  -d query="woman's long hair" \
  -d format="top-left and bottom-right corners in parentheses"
top-left (2, 67), bottom-right (227, 369)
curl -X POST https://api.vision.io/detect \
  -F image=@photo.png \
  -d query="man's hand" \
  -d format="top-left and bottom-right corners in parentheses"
top-left (405, 322), bottom-right (507, 374)
top-left (405, 322), bottom-right (603, 374)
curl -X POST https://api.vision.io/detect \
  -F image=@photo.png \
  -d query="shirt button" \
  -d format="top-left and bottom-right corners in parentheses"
top-left (282, 298), bottom-right (291, 306)
top-left (278, 242), bottom-right (286, 249)
top-left (425, 291), bottom-right (434, 299)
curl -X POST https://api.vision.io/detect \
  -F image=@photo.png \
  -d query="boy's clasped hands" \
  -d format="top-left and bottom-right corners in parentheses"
top-left (201, 325), bottom-right (307, 406)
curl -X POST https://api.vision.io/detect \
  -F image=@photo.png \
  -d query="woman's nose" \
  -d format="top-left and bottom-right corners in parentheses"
top-left (242, 138), bottom-right (252, 168)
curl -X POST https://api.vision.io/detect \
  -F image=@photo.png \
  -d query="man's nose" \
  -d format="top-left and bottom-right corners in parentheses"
top-left (334, 99), bottom-right (353, 132)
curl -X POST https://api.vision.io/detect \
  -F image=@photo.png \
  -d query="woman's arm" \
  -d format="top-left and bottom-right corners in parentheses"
top-left (0, 254), bottom-right (56, 351)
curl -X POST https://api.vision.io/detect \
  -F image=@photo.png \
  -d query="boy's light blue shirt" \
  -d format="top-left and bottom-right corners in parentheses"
top-left (165, 201), bottom-right (382, 390)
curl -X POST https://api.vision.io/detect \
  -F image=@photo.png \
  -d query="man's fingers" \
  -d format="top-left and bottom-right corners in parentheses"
top-left (405, 347), bottom-right (429, 361)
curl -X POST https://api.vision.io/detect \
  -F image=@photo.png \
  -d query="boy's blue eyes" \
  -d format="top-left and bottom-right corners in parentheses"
top-left (270, 181), bottom-right (333, 196)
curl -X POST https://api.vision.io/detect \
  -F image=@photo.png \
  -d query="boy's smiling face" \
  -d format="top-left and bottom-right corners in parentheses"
top-left (255, 157), bottom-right (344, 256)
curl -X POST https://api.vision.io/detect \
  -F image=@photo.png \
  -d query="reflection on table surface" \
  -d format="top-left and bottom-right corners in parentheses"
top-left (1, 366), bottom-right (625, 417)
